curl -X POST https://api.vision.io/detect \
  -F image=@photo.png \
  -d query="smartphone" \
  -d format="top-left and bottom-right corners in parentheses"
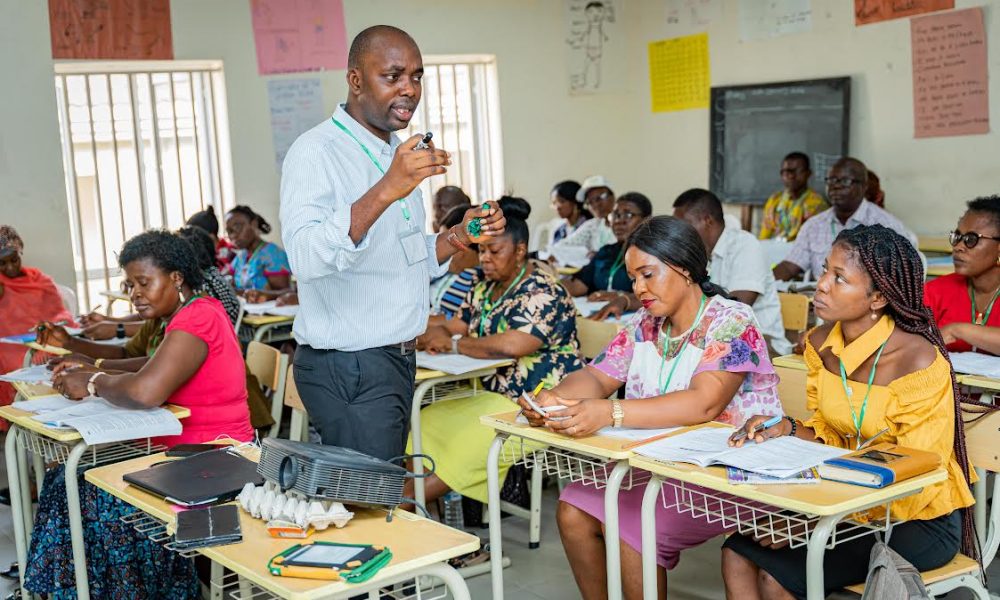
top-left (165, 443), bottom-right (219, 458)
top-left (859, 449), bottom-right (903, 464)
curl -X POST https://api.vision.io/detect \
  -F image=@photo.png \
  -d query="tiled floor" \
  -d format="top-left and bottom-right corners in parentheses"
top-left (1, 438), bottom-right (997, 599)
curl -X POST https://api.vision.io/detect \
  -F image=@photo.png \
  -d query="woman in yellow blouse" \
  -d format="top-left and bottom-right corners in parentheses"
top-left (721, 224), bottom-right (977, 599)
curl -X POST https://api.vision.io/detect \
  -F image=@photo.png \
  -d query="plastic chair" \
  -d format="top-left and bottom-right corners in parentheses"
top-left (778, 292), bottom-right (810, 333)
top-left (245, 341), bottom-right (289, 438)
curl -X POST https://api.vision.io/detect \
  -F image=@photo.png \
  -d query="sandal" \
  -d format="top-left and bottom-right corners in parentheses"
top-left (447, 547), bottom-right (491, 569)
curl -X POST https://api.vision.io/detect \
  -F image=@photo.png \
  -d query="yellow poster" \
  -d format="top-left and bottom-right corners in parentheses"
top-left (648, 33), bottom-right (710, 112)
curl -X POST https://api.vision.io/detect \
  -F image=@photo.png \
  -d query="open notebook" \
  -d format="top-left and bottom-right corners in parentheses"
top-left (17, 396), bottom-right (181, 445)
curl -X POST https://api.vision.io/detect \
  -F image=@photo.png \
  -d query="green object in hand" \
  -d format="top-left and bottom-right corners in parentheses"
top-left (466, 201), bottom-right (491, 240)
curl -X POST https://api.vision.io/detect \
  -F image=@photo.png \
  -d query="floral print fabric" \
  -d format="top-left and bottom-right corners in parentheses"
top-left (460, 268), bottom-right (583, 397)
top-left (590, 295), bottom-right (781, 426)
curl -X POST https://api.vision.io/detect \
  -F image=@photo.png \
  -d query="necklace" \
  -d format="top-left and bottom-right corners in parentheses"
top-left (606, 246), bottom-right (626, 291)
top-left (967, 280), bottom-right (1000, 326)
top-left (657, 295), bottom-right (707, 394)
top-left (478, 263), bottom-right (528, 337)
top-left (838, 341), bottom-right (887, 449)
top-left (147, 293), bottom-right (203, 356)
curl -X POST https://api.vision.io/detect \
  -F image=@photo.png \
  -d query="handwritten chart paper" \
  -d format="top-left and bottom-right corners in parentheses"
top-left (665, 0), bottom-right (723, 33)
top-left (48, 0), bottom-right (173, 59)
top-left (267, 79), bottom-right (325, 170)
top-left (250, 0), bottom-right (348, 75)
top-left (739, 0), bottom-right (811, 41)
top-left (648, 33), bottom-right (710, 113)
top-left (855, 0), bottom-right (953, 26)
top-left (912, 7), bottom-right (989, 138)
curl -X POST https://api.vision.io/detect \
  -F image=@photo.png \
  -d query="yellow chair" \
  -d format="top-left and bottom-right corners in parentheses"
top-left (576, 317), bottom-right (621, 360)
top-left (778, 292), bottom-right (810, 333)
top-left (282, 365), bottom-right (309, 442)
top-left (245, 341), bottom-right (289, 438)
top-left (845, 409), bottom-right (1000, 599)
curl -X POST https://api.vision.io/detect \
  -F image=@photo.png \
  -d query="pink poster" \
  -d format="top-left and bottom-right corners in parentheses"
top-left (911, 7), bottom-right (989, 138)
top-left (250, 0), bottom-right (348, 75)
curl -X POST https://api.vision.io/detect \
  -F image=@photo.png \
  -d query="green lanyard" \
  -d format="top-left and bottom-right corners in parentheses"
top-left (478, 264), bottom-right (527, 337)
top-left (838, 341), bottom-right (887, 449)
top-left (331, 118), bottom-right (412, 223)
top-left (967, 281), bottom-right (1000, 326)
top-left (147, 294), bottom-right (203, 356)
top-left (657, 295), bottom-right (707, 394)
top-left (606, 246), bottom-right (626, 290)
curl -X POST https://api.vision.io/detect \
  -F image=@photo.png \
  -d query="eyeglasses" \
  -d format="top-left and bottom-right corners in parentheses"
top-left (950, 229), bottom-right (1000, 249)
top-left (586, 191), bottom-right (612, 206)
top-left (825, 176), bottom-right (864, 187)
top-left (780, 168), bottom-right (806, 176)
top-left (611, 210), bottom-right (640, 221)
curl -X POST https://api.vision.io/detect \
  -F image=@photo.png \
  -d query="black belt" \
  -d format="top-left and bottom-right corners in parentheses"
top-left (381, 339), bottom-right (417, 356)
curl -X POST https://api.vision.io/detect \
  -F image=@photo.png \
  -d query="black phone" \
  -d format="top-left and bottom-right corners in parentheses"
top-left (859, 449), bottom-right (903, 464)
top-left (165, 444), bottom-right (218, 458)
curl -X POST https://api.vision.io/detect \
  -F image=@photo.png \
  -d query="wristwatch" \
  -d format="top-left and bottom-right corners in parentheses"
top-left (87, 372), bottom-right (106, 397)
top-left (451, 334), bottom-right (462, 354)
top-left (116, 323), bottom-right (126, 339)
top-left (611, 398), bottom-right (624, 428)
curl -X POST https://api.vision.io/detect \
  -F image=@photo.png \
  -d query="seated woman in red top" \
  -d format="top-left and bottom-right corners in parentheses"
top-left (925, 196), bottom-right (1000, 354)
top-left (26, 230), bottom-right (252, 599)
top-left (0, 225), bottom-right (76, 413)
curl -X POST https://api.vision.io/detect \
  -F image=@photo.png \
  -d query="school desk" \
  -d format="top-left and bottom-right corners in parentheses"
top-left (926, 263), bottom-right (956, 278)
top-left (410, 363), bottom-right (512, 509)
top-left (918, 235), bottom-right (953, 255)
top-left (241, 313), bottom-right (296, 343)
top-left (84, 448), bottom-right (478, 600)
top-left (99, 288), bottom-right (132, 315)
top-left (482, 410), bottom-right (646, 600)
top-left (630, 453), bottom-right (946, 600)
top-left (0, 402), bottom-right (190, 600)
top-left (557, 266), bottom-right (581, 275)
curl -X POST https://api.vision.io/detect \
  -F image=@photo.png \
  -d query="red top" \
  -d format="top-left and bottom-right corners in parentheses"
top-left (216, 237), bottom-right (236, 274)
top-left (156, 296), bottom-right (253, 446)
top-left (925, 272), bottom-right (1000, 354)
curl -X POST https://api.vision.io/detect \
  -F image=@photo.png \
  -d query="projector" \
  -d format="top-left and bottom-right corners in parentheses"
top-left (257, 438), bottom-right (408, 510)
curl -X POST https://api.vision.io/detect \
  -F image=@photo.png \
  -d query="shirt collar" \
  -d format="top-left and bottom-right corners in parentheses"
top-left (711, 214), bottom-right (742, 260)
top-left (844, 198), bottom-right (875, 227)
top-left (820, 314), bottom-right (895, 375)
top-left (333, 103), bottom-right (400, 156)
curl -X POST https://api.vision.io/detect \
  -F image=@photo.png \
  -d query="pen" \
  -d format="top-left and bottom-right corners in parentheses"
top-left (35, 320), bottom-right (68, 334)
top-left (415, 131), bottom-right (433, 150)
top-left (730, 415), bottom-right (783, 443)
top-left (531, 381), bottom-right (545, 397)
top-left (857, 427), bottom-right (890, 450)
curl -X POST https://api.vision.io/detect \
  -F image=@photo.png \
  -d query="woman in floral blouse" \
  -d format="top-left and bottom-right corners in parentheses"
top-left (412, 198), bottom-right (583, 505)
top-left (520, 216), bottom-right (781, 600)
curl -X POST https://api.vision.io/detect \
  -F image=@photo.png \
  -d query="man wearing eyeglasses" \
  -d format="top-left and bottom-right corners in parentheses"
top-left (773, 157), bottom-right (920, 281)
top-left (758, 152), bottom-right (828, 242)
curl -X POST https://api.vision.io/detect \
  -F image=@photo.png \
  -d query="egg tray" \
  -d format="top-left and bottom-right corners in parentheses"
top-left (236, 481), bottom-right (355, 532)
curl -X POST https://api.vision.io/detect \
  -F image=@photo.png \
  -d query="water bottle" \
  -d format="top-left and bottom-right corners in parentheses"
top-left (442, 490), bottom-right (465, 530)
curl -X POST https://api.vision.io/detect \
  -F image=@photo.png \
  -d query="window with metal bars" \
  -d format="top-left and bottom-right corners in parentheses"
top-left (403, 55), bottom-right (505, 228)
top-left (53, 60), bottom-right (234, 311)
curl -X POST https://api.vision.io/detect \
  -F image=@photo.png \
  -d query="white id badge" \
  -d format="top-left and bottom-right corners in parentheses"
top-left (399, 229), bottom-right (428, 265)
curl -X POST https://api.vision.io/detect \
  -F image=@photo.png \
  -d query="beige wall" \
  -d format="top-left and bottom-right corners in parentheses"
top-left (3, 0), bottom-right (998, 285)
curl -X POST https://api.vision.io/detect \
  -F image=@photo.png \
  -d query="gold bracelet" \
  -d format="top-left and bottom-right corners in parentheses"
top-left (94, 358), bottom-right (105, 368)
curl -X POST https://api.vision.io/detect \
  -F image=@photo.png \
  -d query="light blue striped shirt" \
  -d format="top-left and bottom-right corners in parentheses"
top-left (279, 104), bottom-right (448, 351)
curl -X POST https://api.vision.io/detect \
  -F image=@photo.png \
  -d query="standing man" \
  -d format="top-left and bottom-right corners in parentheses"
top-left (772, 157), bottom-right (920, 281)
top-left (758, 152), bottom-right (828, 242)
top-left (279, 25), bottom-right (505, 460)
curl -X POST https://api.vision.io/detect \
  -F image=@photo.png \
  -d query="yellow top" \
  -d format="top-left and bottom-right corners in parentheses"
top-left (802, 315), bottom-right (974, 522)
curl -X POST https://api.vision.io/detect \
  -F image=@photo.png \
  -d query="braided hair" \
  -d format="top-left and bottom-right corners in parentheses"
top-left (835, 224), bottom-right (996, 559)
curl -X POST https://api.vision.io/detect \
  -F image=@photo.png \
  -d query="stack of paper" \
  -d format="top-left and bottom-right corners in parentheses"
top-left (950, 352), bottom-right (1000, 379)
top-left (634, 427), bottom-right (847, 479)
top-left (20, 396), bottom-right (182, 444)
top-left (242, 300), bottom-right (299, 317)
top-left (415, 352), bottom-right (510, 375)
top-left (1, 364), bottom-right (53, 384)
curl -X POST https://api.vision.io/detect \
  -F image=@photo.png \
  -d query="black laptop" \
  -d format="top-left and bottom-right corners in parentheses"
top-left (124, 447), bottom-right (264, 507)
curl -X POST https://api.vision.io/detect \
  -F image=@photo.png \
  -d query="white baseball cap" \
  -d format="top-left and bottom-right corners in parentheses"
top-left (576, 175), bottom-right (614, 202)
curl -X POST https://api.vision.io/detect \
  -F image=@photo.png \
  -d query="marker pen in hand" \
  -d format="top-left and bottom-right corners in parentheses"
top-left (730, 415), bottom-right (783, 443)
top-left (415, 132), bottom-right (433, 150)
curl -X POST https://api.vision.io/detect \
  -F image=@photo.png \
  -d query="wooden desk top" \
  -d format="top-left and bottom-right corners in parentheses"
top-left (0, 403), bottom-right (191, 443)
top-left (12, 381), bottom-right (60, 400)
top-left (958, 374), bottom-right (1000, 392)
top-left (23, 341), bottom-right (72, 356)
top-left (242, 314), bottom-right (296, 326)
top-left (557, 266), bottom-right (581, 276)
top-left (926, 264), bottom-right (955, 277)
top-left (481, 410), bottom-right (636, 460)
top-left (628, 455), bottom-right (946, 517)
top-left (918, 235), bottom-right (952, 255)
top-left (773, 354), bottom-right (807, 371)
top-left (85, 450), bottom-right (479, 600)
top-left (415, 361), bottom-right (511, 382)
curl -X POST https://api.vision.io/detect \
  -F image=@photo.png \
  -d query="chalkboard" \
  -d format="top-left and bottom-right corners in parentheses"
top-left (709, 77), bottom-right (850, 205)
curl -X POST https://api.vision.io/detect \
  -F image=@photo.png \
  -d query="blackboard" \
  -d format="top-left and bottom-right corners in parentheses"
top-left (709, 77), bottom-right (850, 205)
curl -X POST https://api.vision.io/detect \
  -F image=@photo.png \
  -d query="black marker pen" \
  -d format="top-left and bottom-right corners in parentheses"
top-left (415, 131), bottom-right (433, 150)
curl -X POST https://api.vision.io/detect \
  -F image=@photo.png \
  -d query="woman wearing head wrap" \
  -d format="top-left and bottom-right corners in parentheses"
top-left (0, 225), bottom-right (77, 417)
